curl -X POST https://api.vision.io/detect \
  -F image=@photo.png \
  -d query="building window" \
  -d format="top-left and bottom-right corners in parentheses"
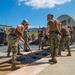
top-left (68, 18), bottom-right (70, 23)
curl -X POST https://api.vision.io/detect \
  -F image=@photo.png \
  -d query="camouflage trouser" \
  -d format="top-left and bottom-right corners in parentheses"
top-left (8, 35), bottom-right (18, 64)
top-left (7, 45), bottom-right (11, 54)
top-left (7, 35), bottom-right (11, 54)
top-left (41, 37), bottom-right (45, 48)
top-left (49, 32), bottom-right (60, 57)
top-left (23, 38), bottom-right (28, 50)
top-left (38, 36), bottom-right (45, 49)
top-left (70, 33), bottom-right (73, 44)
top-left (59, 35), bottom-right (71, 53)
top-left (38, 36), bottom-right (41, 49)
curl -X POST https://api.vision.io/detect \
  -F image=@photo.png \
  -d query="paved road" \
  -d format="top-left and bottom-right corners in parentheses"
top-left (0, 45), bottom-right (7, 52)
top-left (0, 44), bottom-right (39, 58)
top-left (37, 45), bottom-right (75, 75)
top-left (0, 45), bottom-right (8, 58)
top-left (6, 44), bottom-right (75, 75)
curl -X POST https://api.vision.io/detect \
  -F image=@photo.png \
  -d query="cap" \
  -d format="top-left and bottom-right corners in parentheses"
top-left (21, 20), bottom-right (29, 25)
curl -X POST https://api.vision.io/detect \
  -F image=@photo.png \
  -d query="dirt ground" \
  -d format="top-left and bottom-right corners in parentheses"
top-left (0, 63), bottom-right (27, 75)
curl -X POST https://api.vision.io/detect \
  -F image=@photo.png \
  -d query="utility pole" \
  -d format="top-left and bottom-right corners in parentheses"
top-left (5, 18), bottom-right (7, 31)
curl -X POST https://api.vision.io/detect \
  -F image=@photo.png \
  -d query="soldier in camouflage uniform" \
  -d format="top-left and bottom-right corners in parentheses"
top-left (38, 31), bottom-right (42, 50)
top-left (6, 28), bottom-right (15, 57)
top-left (47, 14), bottom-right (61, 63)
top-left (8, 20), bottom-right (29, 69)
top-left (58, 25), bottom-right (71, 56)
top-left (41, 27), bottom-right (46, 49)
top-left (38, 30), bottom-right (44, 50)
top-left (68, 26), bottom-right (73, 45)
top-left (6, 28), bottom-right (23, 57)
top-left (23, 23), bottom-right (29, 52)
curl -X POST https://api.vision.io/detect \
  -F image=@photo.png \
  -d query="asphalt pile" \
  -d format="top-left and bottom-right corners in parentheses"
top-left (17, 48), bottom-right (50, 64)
top-left (3, 47), bottom-right (50, 65)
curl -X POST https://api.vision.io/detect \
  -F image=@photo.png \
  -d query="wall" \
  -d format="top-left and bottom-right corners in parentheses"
top-left (57, 15), bottom-right (75, 26)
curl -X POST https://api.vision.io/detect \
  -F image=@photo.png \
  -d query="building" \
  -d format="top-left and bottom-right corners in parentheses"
top-left (57, 14), bottom-right (75, 26)
top-left (28, 28), bottom-right (42, 32)
top-left (57, 14), bottom-right (75, 41)
top-left (0, 24), bottom-right (12, 31)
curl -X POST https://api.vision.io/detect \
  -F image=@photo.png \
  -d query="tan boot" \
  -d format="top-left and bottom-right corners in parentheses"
top-left (17, 52), bottom-right (23, 55)
top-left (11, 64), bottom-right (20, 70)
top-left (14, 61), bottom-right (21, 65)
top-left (49, 56), bottom-right (57, 63)
top-left (67, 53), bottom-right (71, 56)
top-left (49, 58), bottom-right (57, 63)
top-left (58, 50), bottom-right (61, 56)
top-left (7, 53), bottom-right (11, 57)
top-left (17, 48), bottom-right (23, 55)
top-left (67, 51), bottom-right (71, 56)
top-left (24, 49), bottom-right (30, 52)
top-left (41, 47), bottom-right (44, 50)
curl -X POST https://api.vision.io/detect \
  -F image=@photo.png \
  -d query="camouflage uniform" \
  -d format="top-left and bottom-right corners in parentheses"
top-left (59, 36), bottom-right (71, 55)
top-left (7, 20), bottom-right (29, 69)
top-left (7, 45), bottom-right (11, 57)
top-left (8, 34), bottom-right (18, 64)
top-left (38, 31), bottom-right (43, 50)
top-left (47, 15), bottom-right (61, 63)
top-left (59, 26), bottom-right (71, 56)
top-left (23, 28), bottom-right (29, 51)
top-left (6, 28), bottom-right (22, 57)
top-left (31, 34), bottom-right (35, 41)
top-left (38, 35), bottom-right (42, 50)
top-left (6, 28), bottom-right (15, 57)
top-left (49, 32), bottom-right (60, 57)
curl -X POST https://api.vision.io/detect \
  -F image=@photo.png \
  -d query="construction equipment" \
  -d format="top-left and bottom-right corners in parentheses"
top-left (0, 28), bottom-right (8, 45)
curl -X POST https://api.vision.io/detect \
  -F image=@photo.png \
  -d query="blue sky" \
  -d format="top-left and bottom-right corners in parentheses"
top-left (0, 0), bottom-right (75, 28)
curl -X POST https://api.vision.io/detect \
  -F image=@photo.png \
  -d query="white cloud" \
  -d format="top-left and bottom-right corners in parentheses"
top-left (28, 25), bottom-right (40, 28)
top-left (28, 25), bottom-right (33, 28)
top-left (18, 3), bottom-right (21, 5)
top-left (28, 25), bottom-right (44, 28)
top-left (18, 0), bottom-right (71, 9)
